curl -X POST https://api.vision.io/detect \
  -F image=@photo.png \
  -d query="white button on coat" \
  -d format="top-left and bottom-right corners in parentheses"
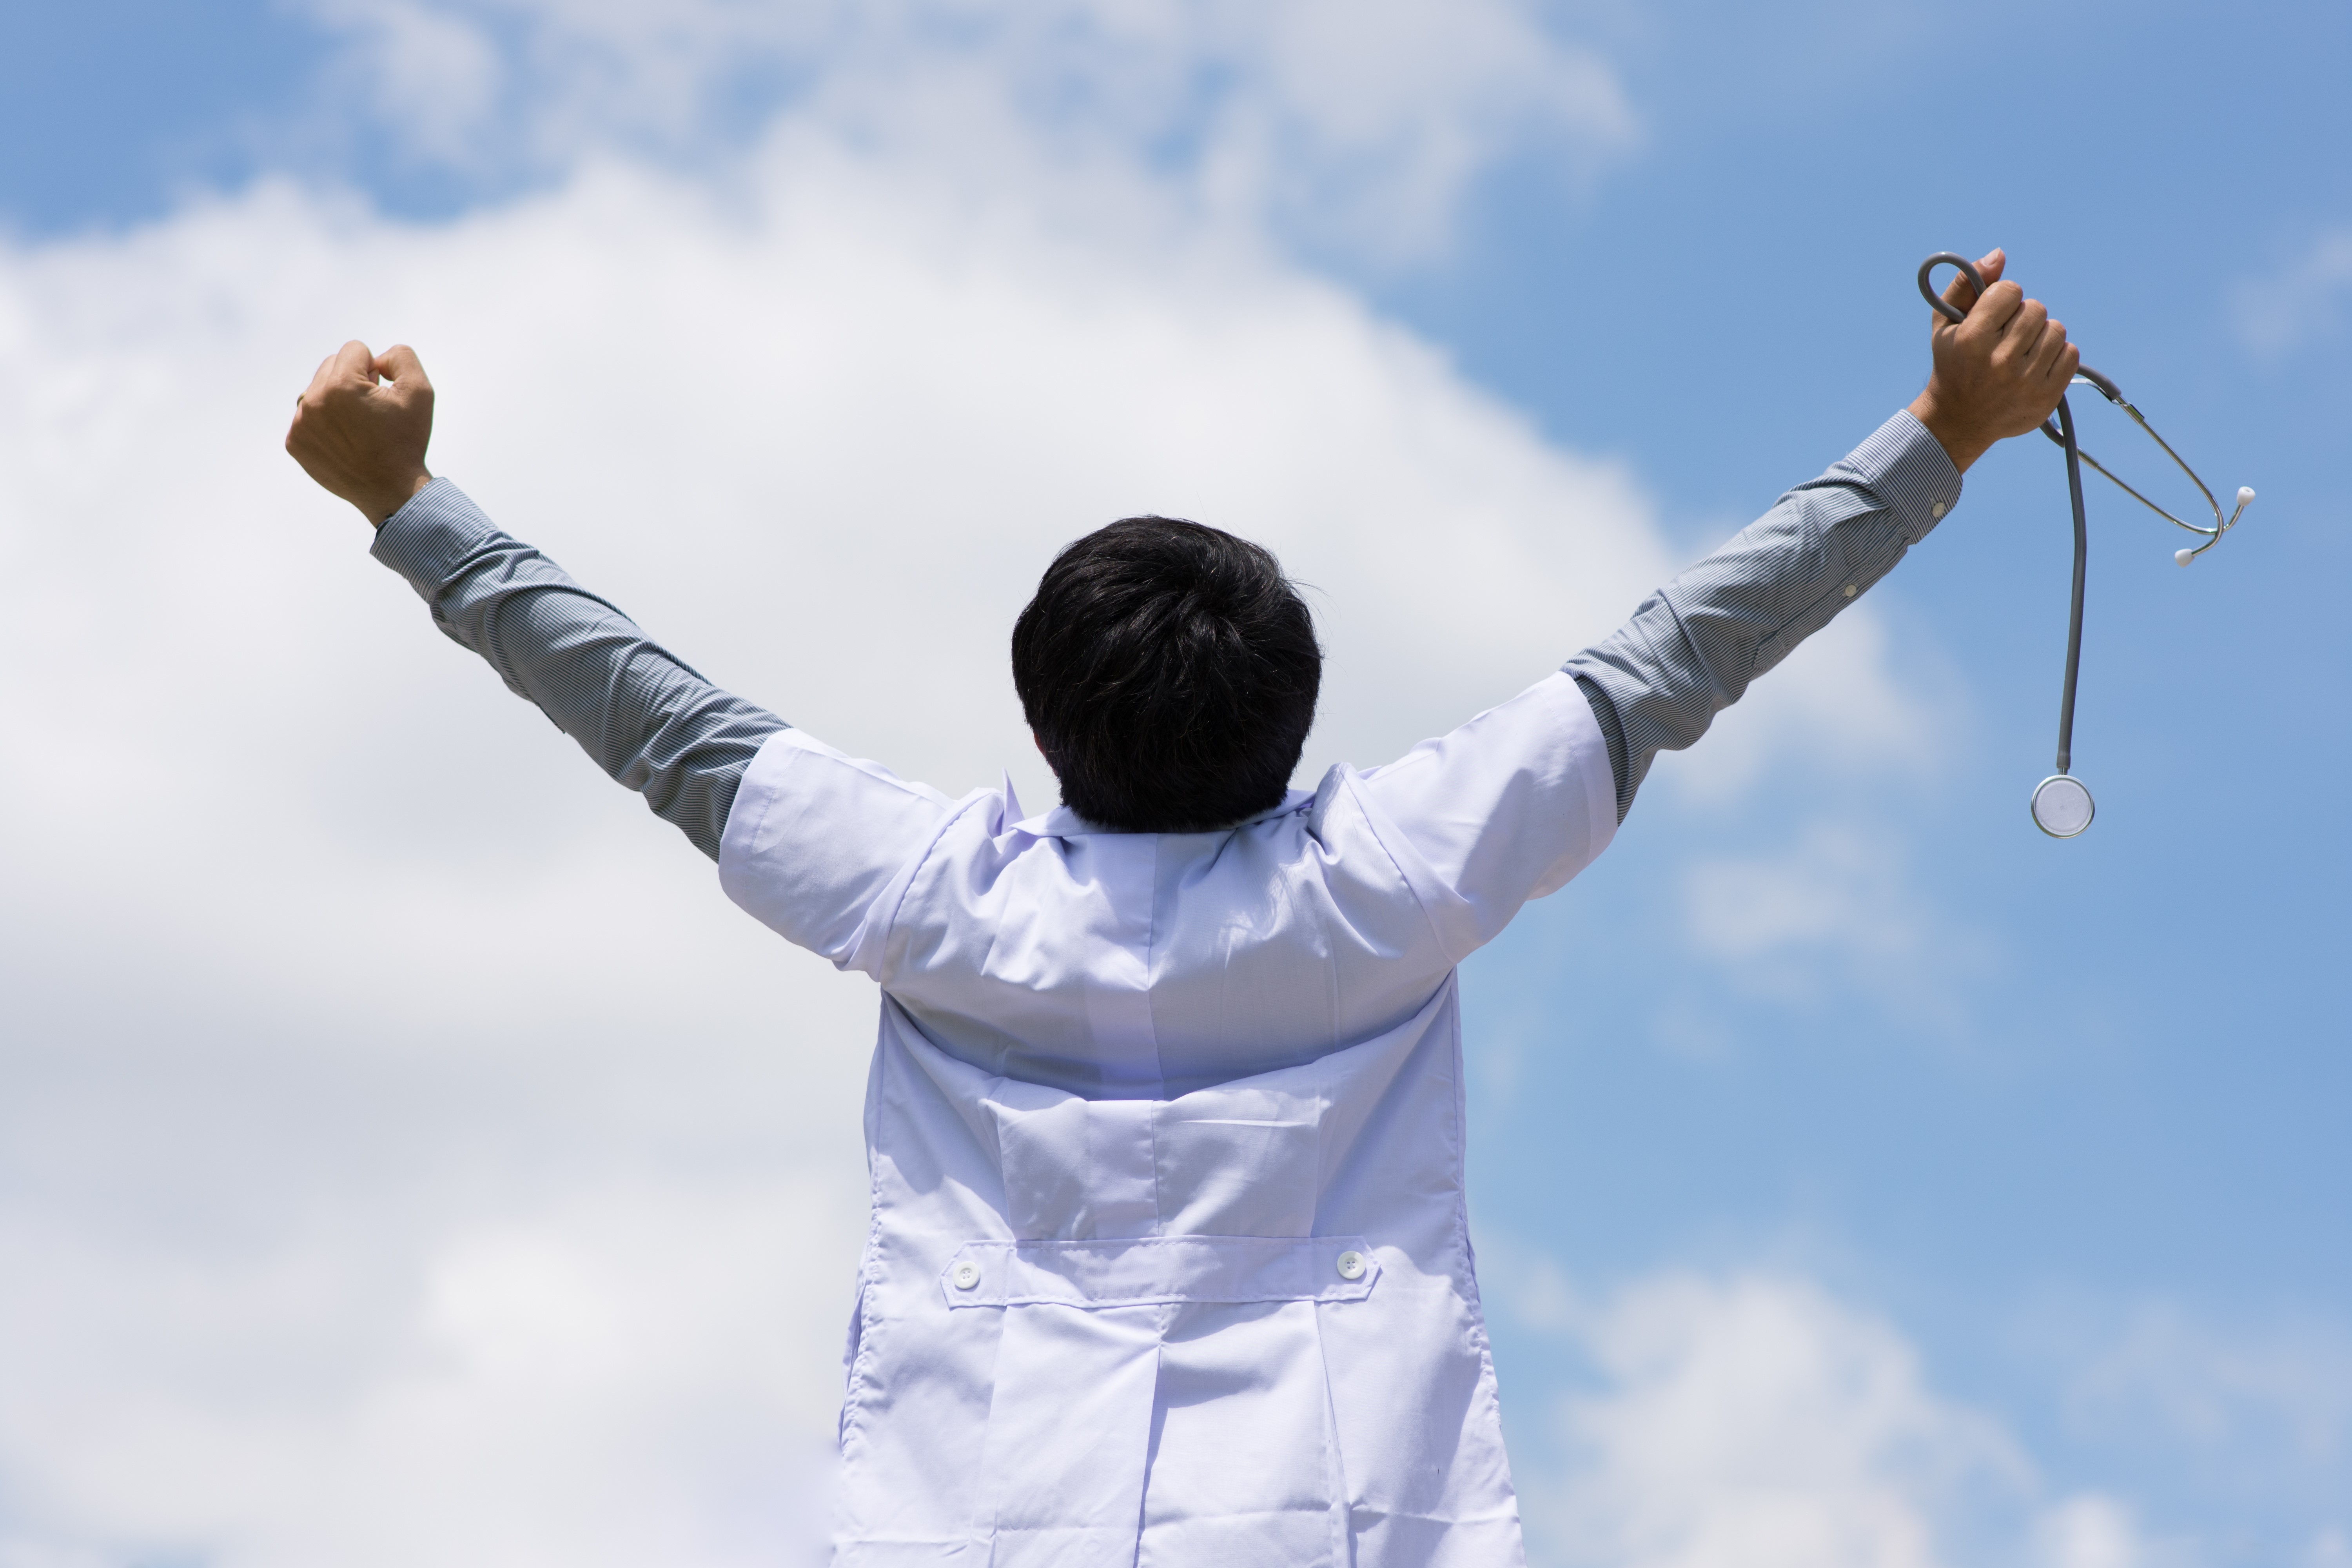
top-left (719, 670), bottom-right (1618, 1565)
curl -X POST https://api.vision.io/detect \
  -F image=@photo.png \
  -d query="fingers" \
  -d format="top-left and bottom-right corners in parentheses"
top-left (1960, 278), bottom-right (2026, 339)
top-left (373, 343), bottom-right (430, 392)
top-left (293, 339), bottom-right (429, 424)
top-left (298, 341), bottom-right (378, 411)
top-left (1964, 252), bottom-right (2063, 383)
top-left (2025, 317), bottom-right (2076, 385)
top-left (1994, 292), bottom-right (2047, 364)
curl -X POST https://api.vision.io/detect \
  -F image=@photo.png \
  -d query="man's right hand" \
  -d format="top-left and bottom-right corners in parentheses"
top-left (286, 341), bottom-right (436, 527)
top-left (1905, 247), bottom-right (2080, 475)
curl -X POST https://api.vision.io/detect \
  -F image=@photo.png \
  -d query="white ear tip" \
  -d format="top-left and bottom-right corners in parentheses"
top-left (2175, 548), bottom-right (2196, 566)
top-left (2236, 486), bottom-right (2256, 507)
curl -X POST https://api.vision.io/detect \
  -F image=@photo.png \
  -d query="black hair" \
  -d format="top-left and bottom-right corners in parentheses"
top-left (1011, 515), bottom-right (1321, 833)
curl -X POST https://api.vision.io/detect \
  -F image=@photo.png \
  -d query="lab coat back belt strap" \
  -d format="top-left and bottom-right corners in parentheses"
top-left (940, 1234), bottom-right (1380, 1309)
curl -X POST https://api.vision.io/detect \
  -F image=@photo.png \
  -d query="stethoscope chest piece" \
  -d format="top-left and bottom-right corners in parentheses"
top-left (2031, 774), bottom-right (2096, 838)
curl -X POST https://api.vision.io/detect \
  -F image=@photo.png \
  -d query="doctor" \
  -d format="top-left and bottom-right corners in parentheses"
top-left (287, 248), bottom-right (2075, 1566)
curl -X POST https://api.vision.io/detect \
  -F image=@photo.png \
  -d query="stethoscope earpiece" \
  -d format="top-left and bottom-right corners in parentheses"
top-left (1917, 253), bottom-right (2253, 838)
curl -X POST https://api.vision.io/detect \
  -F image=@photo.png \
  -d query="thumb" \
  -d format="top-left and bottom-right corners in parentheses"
top-left (330, 339), bottom-right (377, 385)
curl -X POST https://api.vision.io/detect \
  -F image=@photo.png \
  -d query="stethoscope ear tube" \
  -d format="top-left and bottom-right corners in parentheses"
top-left (1917, 253), bottom-right (1983, 325)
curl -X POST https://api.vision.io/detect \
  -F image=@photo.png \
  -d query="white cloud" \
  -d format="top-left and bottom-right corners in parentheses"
top-left (1528, 1272), bottom-right (2021, 1568)
top-left (1501, 1268), bottom-right (2172, 1568)
top-left (2031, 1495), bottom-right (2154, 1568)
top-left (1679, 820), bottom-right (1993, 1027)
top-left (2065, 1304), bottom-right (2352, 1497)
top-left (2232, 227), bottom-right (2352, 358)
top-left (317, 0), bottom-right (508, 161)
top-left (289, 0), bottom-right (1636, 260)
top-left (0, 1175), bottom-right (865, 1568)
top-left (1686, 824), bottom-right (1922, 962)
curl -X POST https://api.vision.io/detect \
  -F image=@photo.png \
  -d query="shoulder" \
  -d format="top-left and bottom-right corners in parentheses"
top-left (718, 729), bottom-right (982, 967)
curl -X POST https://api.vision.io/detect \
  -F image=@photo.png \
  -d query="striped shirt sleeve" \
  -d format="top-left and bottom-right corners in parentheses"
top-left (371, 479), bottom-right (787, 861)
top-left (1565, 409), bottom-right (1965, 821)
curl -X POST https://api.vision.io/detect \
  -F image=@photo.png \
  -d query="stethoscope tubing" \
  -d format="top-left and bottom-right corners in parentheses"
top-left (1915, 252), bottom-right (2091, 779)
top-left (2055, 394), bottom-right (2087, 776)
top-left (1916, 252), bottom-right (2251, 836)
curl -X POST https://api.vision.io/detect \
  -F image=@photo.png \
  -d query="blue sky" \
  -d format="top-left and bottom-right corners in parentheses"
top-left (1, 2), bottom-right (2344, 1565)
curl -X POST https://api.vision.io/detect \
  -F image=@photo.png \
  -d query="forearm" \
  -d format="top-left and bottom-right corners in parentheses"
top-left (1565, 409), bottom-right (1963, 820)
top-left (371, 480), bottom-right (786, 860)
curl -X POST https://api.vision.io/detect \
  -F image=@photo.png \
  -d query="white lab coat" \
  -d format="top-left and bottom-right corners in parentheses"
top-left (719, 670), bottom-right (1617, 1565)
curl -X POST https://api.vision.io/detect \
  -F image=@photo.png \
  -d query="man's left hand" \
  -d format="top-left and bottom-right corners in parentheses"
top-left (286, 341), bottom-right (435, 526)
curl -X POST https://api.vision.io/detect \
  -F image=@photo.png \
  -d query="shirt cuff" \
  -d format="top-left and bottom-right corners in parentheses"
top-left (370, 477), bottom-right (498, 600)
top-left (1840, 410), bottom-right (1964, 544)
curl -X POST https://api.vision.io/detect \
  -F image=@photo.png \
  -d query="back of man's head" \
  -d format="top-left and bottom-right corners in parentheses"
top-left (1011, 516), bottom-right (1321, 833)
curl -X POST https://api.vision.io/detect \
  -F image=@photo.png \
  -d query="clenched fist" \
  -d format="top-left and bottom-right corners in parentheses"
top-left (1906, 248), bottom-right (2081, 474)
top-left (286, 341), bottom-right (436, 526)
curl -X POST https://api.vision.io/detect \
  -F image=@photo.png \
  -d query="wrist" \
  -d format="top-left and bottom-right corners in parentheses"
top-left (363, 468), bottom-right (435, 528)
top-left (1906, 389), bottom-right (1994, 475)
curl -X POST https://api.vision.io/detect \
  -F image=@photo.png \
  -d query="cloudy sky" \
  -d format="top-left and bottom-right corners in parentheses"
top-left (2, 2), bottom-right (2345, 1566)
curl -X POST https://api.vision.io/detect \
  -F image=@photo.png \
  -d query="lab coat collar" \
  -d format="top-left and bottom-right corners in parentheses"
top-left (1009, 788), bottom-right (1317, 840)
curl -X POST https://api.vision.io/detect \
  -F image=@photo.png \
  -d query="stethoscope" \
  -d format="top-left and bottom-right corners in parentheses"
top-left (1917, 253), bottom-right (2255, 838)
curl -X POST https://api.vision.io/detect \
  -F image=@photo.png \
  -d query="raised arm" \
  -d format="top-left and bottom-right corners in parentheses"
top-left (1564, 412), bottom-right (1958, 819)
top-left (1568, 246), bottom-right (2080, 820)
top-left (286, 341), bottom-right (785, 860)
